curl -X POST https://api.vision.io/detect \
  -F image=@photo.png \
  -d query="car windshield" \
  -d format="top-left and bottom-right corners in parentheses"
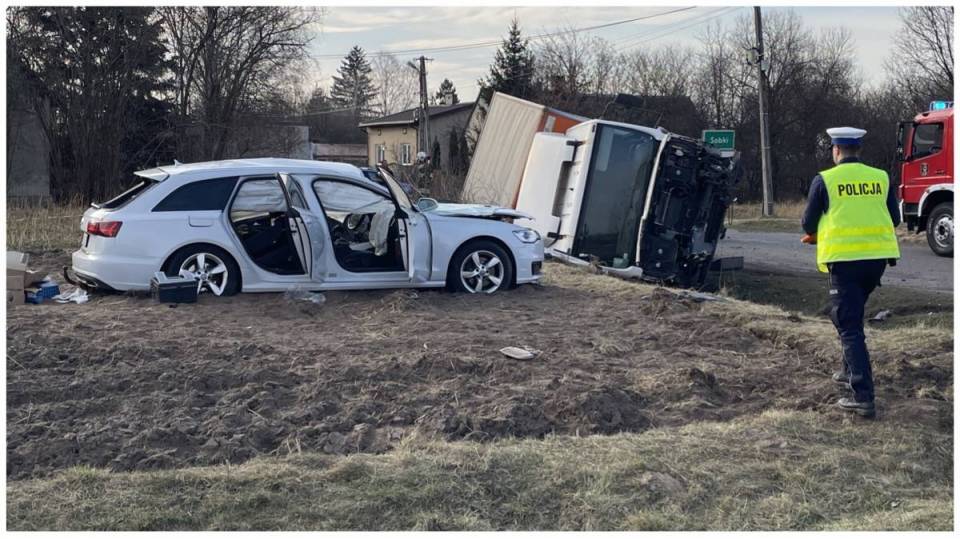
top-left (377, 167), bottom-right (419, 210)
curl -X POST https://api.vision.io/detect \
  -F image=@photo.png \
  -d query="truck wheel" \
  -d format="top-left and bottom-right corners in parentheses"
top-left (926, 203), bottom-right (953, 257)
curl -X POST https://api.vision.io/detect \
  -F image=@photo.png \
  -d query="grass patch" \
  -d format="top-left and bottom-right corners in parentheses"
top-left (6, 410), bottom-right (951, 531)
top-left (6, 200), bottom-right (86, 252)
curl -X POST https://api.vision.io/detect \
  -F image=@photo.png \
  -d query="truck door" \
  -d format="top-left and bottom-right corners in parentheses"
top-left (903, 121), bottom-right (950, 199)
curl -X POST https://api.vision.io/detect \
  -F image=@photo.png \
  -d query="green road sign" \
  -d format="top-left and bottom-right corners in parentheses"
top-left (702, 129), bottom-right (735, 150)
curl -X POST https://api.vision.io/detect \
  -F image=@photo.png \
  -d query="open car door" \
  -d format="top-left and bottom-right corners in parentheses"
top-left (276, 173), bottom-right (328, 284)
top-left (376, 166), bottom-right (416, 281)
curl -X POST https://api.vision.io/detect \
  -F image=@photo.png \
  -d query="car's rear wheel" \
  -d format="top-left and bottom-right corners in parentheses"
top-left (165, 244), bottom-right (241, 296)
top-left (926, 202), bottom-right (953, 257)
top-left (448, 240), bottom-right (513, 294)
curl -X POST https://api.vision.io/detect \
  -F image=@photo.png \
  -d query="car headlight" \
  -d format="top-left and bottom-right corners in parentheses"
top-left (512, 228), bottom-right (541, 243)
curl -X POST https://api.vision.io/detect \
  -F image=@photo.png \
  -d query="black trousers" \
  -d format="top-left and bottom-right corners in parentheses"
top-left (828, 259), bottom-right (886, 402)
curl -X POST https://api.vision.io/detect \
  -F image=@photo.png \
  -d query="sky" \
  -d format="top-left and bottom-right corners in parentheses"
top-left (305, 5), bottom-right (903, 105)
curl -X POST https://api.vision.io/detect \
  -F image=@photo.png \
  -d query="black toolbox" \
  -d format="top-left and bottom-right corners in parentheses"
top-left (150, 272), bottom-right (198, 303)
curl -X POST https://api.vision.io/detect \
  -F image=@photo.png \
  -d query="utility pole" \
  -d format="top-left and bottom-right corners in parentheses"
top-left (408, 56), bottom-right (432, 158)
top-left (754, 6), bottom-right (775, 217)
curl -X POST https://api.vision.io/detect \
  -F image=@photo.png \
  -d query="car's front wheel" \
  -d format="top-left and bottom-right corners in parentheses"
top-left (448, 240), bottom-right (513, 294)
top-left (165, 244), bottom-right (241, 296)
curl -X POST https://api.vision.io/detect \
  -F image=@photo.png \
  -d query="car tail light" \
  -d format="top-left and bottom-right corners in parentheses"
top-left (86, 220), bottom-right (123, 237)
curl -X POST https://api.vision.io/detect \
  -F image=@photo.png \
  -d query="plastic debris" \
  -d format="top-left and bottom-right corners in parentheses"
top-left (868, 310), bottom-right (892, 323)
top-left (53, 288), bottom-right (89, 304)
top-left (499, 346), bottom-right (541, 360)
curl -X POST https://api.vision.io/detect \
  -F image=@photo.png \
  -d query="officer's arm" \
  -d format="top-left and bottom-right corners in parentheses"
top-left (801, 175), bottom-right (827, 235)
top-left (886, 181), bottom-right (901, 227)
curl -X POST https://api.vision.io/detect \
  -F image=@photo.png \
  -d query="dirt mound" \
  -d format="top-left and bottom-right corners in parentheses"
top-left (6, 253), bottom-right (954, 479)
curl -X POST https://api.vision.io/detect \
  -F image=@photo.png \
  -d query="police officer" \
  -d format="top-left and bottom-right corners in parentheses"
top-left (801, 127), bottom-right (901, 418)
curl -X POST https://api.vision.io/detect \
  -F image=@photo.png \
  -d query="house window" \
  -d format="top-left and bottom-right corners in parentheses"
top-left (376, 144), bottom-right (386, 163)
top-left (400, 143), bottom-right (412, 165)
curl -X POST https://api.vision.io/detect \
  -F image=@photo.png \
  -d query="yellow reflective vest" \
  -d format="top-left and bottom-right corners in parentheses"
top-left (816, 162), bottom-right (900, 272)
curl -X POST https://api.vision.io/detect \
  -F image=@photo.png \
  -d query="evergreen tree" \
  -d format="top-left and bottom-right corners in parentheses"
top-left (434, 78), bottom-right (460, 105)
top-left (330, 46), bottom-right (378, 122)
top-left (479, 18), bottom-right (536, 102)
top-left (9, 7), bottom-right (173, 200)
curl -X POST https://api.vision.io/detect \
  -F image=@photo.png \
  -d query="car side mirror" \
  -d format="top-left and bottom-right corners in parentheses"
top-left (416, 197), bottom-right (439, 212)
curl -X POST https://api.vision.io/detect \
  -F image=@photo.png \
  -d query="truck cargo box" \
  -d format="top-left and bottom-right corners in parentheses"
top-left (461, 92), bottom-right (585, 207)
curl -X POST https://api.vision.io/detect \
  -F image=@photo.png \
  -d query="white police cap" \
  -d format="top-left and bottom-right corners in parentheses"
top-left (826, 127), bottom-right (866, 146)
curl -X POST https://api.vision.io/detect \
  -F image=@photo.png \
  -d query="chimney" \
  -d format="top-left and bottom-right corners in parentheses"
top-left (442, 91), bottom-right (454, 106)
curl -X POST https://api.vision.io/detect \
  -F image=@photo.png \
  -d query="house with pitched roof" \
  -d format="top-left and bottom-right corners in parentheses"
top-left (359, 101), bottom-right (474, 173)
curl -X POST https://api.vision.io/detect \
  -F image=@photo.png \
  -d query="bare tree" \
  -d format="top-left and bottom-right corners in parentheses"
top-left (159, 7), bottom-right (321, 160)
top-left (621, 45), bottom-right (696, 97)
top-left (693, 20), bottom-right (750, 128)
top-left (370, 52), bottom-right (419, 116)
top-left (590, 38), bottom-right (626, 95)
top-left (885, 6), bottom-right (954, 107)
top-left (535, 26), bottom-right (595, 101)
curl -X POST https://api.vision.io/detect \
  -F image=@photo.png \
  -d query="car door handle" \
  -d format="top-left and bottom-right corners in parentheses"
top-left (188, 216), bottom-right (214, 227)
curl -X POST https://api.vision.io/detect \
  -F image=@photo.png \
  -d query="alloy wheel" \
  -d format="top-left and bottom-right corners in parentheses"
top-left (459, 250), bottom-right (504, 294)
top-left (180, 252), bottom-right (229, 296)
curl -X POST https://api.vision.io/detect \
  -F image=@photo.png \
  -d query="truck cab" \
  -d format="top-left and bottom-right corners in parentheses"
top-left (898, 101), bottom-right (954, 256)
top-left (515, 120), bottom-right (741, 288)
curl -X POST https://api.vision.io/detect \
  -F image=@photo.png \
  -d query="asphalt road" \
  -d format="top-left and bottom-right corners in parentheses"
top-left (718, 229), bottom-right (954, 293)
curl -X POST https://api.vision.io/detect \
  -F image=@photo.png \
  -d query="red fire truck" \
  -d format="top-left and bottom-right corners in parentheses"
top-left (897, 101), bottom-right (954, 256)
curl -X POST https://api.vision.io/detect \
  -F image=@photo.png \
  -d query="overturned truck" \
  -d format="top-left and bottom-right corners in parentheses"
top-left (509, 120), bottom-right (741, 288)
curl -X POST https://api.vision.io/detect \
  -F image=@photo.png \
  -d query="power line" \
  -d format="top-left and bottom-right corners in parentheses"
top-left (615, 6), bottom-right (741, 53)
top-left (309, 7), bottom-right (698, 60)
top-left (462, 6), bottom-right (741, 84)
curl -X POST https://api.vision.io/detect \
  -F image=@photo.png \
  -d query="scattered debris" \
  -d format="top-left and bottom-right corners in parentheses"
top-left (677, 290), bottom-right (726, 303)
top-left (25, 280), bottom-right (61, 304)
top-left (499, 346), bottom-right (541, 360)
top-left (869, 310), bottom-right (893, 324)
top-left (53, 288), bottom-right (89, 304)
top-left (7, 251), bottom-right (46, 306)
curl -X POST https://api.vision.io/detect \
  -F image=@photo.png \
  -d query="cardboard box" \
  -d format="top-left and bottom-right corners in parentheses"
top-left (7, 251), bottom-right (43, 292)
top-left (7, 251), bottom-right (29, 272)
top-left (7, 269), bottom-right (43, 291)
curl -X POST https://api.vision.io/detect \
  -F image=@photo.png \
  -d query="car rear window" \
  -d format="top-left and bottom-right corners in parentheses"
top-left (153, 177), bottom-right (239, 212)
top-left (96, 179), bottom-right (157, 210)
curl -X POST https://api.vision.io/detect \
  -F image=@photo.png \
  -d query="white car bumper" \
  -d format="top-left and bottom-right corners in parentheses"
top-left (72, 249), bottom-right (160, 291)
top-left (513, 240), bottom-right (545, 285)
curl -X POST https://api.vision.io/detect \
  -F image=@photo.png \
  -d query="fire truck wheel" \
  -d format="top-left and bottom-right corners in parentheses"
top-left (926, 202), bottom-right (953, 257)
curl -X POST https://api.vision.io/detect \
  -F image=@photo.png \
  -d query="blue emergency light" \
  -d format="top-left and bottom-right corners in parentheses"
top-left (929, 100), bottom-right (953, 111)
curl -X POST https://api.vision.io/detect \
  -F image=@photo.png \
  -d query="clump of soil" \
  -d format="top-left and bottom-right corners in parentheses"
top-left (6, 252), bottom-right (953, 479)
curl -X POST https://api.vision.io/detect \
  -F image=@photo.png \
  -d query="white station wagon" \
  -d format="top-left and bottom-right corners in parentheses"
top-left (71, 158), bottom-right (544, 296)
